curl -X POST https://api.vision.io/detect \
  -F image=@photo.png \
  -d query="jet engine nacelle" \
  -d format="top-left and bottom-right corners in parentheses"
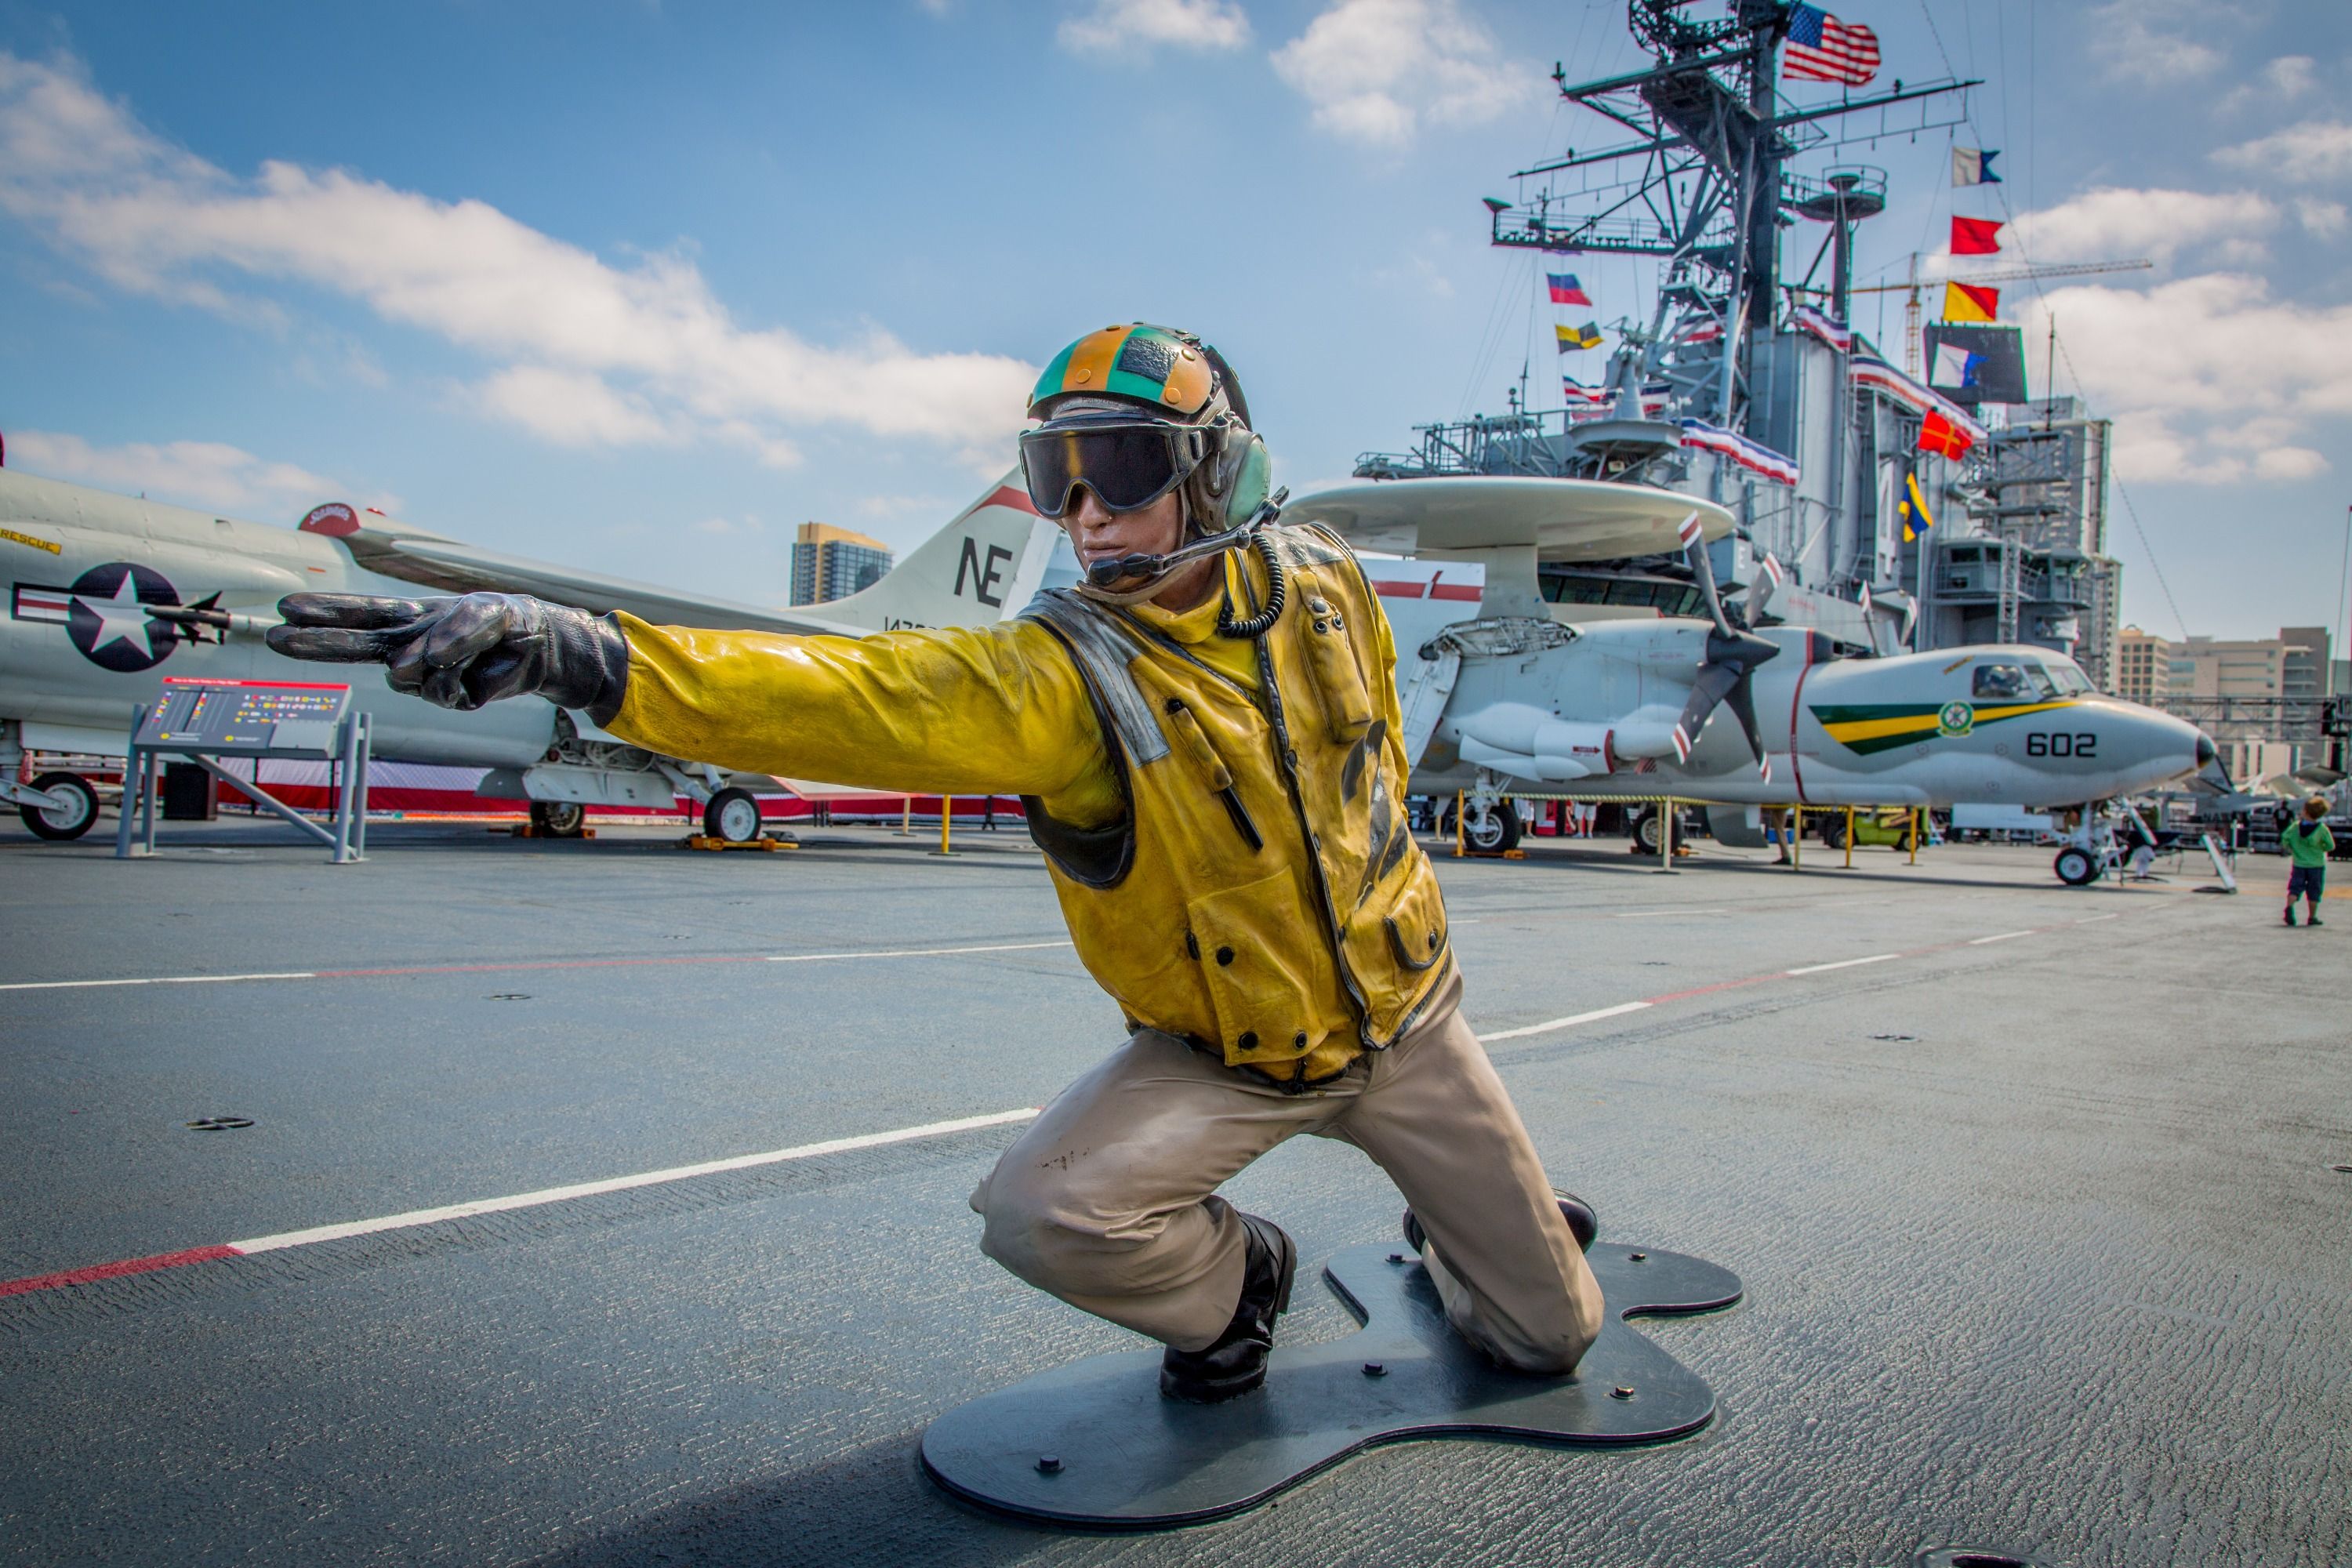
top-left (1444, 702), bottom-right (1616, 782)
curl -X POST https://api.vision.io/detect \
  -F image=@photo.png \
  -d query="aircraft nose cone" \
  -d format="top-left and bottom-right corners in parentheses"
top-left (2195, 732), bottom-right (2217, 768)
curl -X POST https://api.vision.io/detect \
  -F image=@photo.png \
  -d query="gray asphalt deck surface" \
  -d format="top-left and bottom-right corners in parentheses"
top-left (2, 815), bottom-right (2343, 1567)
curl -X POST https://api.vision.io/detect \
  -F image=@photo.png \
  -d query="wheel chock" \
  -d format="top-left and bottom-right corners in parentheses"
top-left (678, 833), bottom-right (800, 852)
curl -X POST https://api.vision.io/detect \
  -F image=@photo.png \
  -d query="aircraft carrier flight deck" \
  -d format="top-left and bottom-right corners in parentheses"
top-left (2, 821), bottom-right (2344, 1568)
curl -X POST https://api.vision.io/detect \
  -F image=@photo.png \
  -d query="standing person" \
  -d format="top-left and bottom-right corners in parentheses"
top-left (267, 323), bottom-right (1603, 1405)
top-left (1764, 807), bottom-right (1791, 865)
top-left (2283, 795), bottom-right (2334, 927)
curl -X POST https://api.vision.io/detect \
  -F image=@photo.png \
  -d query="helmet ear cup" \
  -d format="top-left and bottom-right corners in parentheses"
top-left (1220, 432), bottom-right (1271, 528)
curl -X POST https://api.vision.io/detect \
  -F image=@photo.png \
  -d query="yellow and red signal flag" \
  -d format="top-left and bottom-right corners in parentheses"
top-left (1941, 281), bottom-right (1999, 324)
top-left (1951, 216), bottom-right (2002, 256)
top-left (1915, 411), bottom-right (1975, 463)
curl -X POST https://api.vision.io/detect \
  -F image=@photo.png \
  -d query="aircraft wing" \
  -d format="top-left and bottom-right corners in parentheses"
top-left (365, 537), bottom-right (869, 637)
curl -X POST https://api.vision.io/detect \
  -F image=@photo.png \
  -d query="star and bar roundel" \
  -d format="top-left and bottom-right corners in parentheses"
top-left (11, 561), bottom-right (186, 673)
top-left (1809, 698), bottom-right (2078, 757)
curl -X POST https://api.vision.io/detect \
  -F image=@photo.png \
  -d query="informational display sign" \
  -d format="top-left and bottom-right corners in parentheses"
top-left (1920, 324), bottom-right (2028, 408)
top-left (119, 678), bottom-right (370, 864)
top-left (134, 678), bottom-right (352, 757)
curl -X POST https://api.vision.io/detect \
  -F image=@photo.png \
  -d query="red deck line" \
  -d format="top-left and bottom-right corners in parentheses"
top-left (0, 1245), bottom-right (241, 1298)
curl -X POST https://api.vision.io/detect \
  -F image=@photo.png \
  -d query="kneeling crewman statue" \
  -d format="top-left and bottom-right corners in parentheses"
top-left (271, 323), bottom-right (1603, 1403)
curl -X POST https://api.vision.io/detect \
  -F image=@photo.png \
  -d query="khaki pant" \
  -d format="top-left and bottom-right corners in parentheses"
top-left (969, 971), bottom-right (1604, 1373)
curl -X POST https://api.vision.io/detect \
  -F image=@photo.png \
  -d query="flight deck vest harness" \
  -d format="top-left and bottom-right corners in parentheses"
top-left (1018, 523), bottom-right (1452, 1088)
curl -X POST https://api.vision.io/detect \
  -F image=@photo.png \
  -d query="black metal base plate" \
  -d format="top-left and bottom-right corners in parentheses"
top-left (920, 1240), bottom-right (1741, 1529)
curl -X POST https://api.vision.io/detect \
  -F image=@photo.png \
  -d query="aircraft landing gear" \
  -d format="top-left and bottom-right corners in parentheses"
top-left (2053, 846), bottom-right (2100, 886)
top-left (702, 786), bottom-right (765, 844)
top-left (529, 800), bottom-right (586, 839)
top-left (1439, 797), bottom-right (1522, 853)
top-left (15, 771), bottom-right (99, 840)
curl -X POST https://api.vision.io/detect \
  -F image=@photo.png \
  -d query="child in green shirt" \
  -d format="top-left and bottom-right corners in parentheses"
top-left (2283, 796), bottom-right (2336, 927)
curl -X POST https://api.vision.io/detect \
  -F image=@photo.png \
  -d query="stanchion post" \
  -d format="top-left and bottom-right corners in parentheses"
top-left (1843, 805), bottom-right (1855, 869)
top-left (938, 796), bottom-right (954, 855)
top-left (1657, 795), bottom-right (1678, 873)
top-left (1454, 789), bottom-right (1465, 858)
top-left (1909, 807), bottom-right (1921, 866)
top-left (1791, 806), bottom-right (1802, 871)
top-left (898, 796), bottom-right (913, 837)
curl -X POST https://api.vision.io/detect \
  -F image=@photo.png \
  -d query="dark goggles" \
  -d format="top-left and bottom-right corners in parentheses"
top-left (1019, 423), bottom-right (1209, 518)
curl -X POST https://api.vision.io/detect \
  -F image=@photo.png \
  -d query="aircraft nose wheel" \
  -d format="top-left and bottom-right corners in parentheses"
top-left (19, 771), bottom-right (99, 840)
top-left (1439, 798), bottom-right (1521, 853)
top-left (2053, 846), bottom-right (2100, 886)
top-left (528, 800), bottom-right (586, 839)
top-left (702, 787), bottom-right (765, 844)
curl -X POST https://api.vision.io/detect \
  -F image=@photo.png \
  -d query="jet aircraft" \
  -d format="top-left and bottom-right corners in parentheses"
top-left (0, 467), bottom-right (1060, 841)
top-left (1294, 476), bottom-right (2215, 857)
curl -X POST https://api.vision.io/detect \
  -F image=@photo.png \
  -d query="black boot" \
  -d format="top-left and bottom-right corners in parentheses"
top-left (1160, 1212), bottom-right (1296, 1403)
top-left (1403, 1190), bottom-right (1599, 1258)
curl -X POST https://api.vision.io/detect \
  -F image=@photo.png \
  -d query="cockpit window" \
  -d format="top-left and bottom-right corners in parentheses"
top-left (1973, 662), bottom-right (2039, 700)
top-left (2038, 662), bottom-right (2092, 695)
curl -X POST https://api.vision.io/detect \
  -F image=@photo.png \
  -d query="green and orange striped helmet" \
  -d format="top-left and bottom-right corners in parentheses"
top-left (1028, 323), bottom-right (1233, 425)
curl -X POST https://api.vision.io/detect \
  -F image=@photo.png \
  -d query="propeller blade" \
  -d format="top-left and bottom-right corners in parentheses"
top-left (1722, 672), bottom-right (1772, 784)
top-left (1671, 662), bottom-right (1740, 762)
top-left (1675, 511), bottom-right (1737, 641)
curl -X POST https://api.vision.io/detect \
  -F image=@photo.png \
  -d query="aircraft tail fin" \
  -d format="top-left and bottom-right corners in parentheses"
top-left (819, 471), bottom-right (1062, 632)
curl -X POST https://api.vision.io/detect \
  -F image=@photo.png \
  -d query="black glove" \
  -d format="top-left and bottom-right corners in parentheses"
top-left (267, 593), bottom-right (630, 720)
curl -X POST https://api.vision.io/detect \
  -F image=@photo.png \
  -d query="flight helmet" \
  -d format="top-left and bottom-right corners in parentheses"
top-left (1020, 324), bottom-right (1274, 592)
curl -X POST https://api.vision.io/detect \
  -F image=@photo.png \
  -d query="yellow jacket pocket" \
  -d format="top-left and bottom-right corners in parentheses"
top-left (1186, 868), bottom-right (1345, 1067)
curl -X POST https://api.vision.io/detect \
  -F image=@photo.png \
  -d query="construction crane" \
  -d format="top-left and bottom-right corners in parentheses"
top-left (1850, 257), bottom-right (2153, 374)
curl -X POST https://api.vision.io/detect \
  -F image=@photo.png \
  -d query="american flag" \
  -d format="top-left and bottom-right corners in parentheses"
top-left (1784, 2), bottom-right (1879, 85)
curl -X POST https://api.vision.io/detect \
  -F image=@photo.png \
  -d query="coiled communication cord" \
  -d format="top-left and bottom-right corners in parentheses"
top-left (1217, 539), bottom-right (1285, 639)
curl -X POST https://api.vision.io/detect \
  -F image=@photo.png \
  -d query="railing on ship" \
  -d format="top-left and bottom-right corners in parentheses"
top-left (1355, 409), bottom-right (1588, 481)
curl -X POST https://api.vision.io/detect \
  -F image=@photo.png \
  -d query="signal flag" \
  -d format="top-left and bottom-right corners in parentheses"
top-left (1951, 216), bottom-right (2003, 256)
top-left (1548, 272), bottom-right (1592, 306)
top-left (1941, 281), bottom-right (1999, 323)
top-left (1915, 411), bottom-right (1975, 462)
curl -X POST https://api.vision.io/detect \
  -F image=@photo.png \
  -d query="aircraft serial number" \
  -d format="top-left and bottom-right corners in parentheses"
top-left (2024, 731), bottom-right (2097, 758)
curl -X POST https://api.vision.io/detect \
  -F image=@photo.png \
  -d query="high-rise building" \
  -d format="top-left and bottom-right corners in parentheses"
top-left (790, 523), bottom-right (893, 606)
top-left (2281, 626), bottom-right (2332, 701)
top-left (2114, 626), bottom-right (2174, 705)
top-left (2175, 634), bottom-right (2286, 701)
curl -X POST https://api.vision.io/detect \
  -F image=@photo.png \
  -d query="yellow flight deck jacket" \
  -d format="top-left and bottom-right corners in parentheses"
top-left (605, 521), bottom-right (1450, 1086)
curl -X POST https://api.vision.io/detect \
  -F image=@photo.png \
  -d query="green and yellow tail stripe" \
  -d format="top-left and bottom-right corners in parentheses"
top-left (1810, 699), bottom-right (2076, 757)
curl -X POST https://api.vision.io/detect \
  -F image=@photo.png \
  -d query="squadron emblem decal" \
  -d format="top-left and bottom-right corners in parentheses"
top-left (1936, 701), bottom-right (1974, 737)
top-left (11, 561), bottom-right (185, 672)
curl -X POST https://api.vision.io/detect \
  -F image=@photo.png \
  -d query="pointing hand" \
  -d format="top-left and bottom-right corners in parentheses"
top-left (267, 592), bottom-right (629, 717)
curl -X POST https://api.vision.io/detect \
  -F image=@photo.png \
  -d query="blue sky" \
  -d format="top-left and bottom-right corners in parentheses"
top-left (2, 0), bottom-right (2347, 642)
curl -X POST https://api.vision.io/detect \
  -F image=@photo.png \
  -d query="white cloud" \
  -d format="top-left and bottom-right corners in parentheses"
top-left (475, 365), bottom-right (673, 449)
top-left (1058, 0), bottom-right (1249, 55)
top-left (2214, 119), bottom-right (2352, 183)
top-left (7, 430), bottom-right (392, 517)
top-left (2296, 198), bottom-right (2349, 238)
top-left (2017, 274), bottom-right (2352, 485)
top-left (1271, 0), bottom-right (1537, 148)
top-left (855, 492), bottom-right (949, 520)
top-left (2089, 0), bottom-right (2223, 84)
top-left (2218, 53), bottom-right (2316, 114)
top-left (2003, 187), bottom-right (2278, 267)
top-left (0, 53), bottom-right (1036, 462)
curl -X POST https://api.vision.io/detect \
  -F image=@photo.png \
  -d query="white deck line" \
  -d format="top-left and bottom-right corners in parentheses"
top-left (765, 941), bottom-right (1071, 962)
top-left (1968, 930), bottom-right (2039, 946)
top-left (1786, 953), bottom-right (1901, 975)
top-left (1613, 909), bottom-right (1730, 918)
top-left (1478, 1000), bottom-right (1653, 1043)
top-left (227, 1109), bottom-right (1041, 1254)
top-left (0, 971), bottom-right (319, 993)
